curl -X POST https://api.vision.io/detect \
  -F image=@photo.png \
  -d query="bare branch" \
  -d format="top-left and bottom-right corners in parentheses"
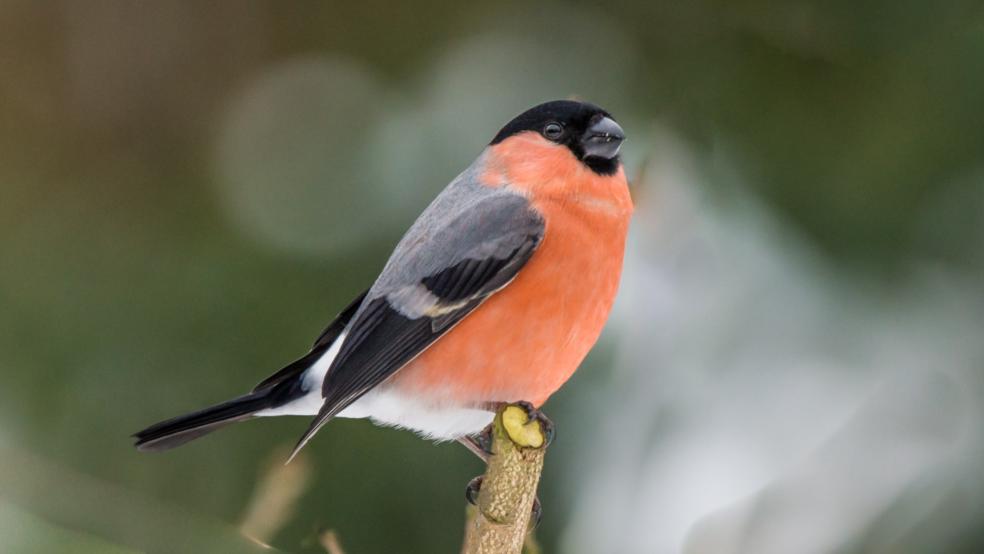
top-left (461, 404), bottom-right (548, 554)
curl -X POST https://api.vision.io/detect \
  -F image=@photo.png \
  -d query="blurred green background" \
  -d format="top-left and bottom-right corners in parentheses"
top-left (2, 1), bottom-right (983, 553)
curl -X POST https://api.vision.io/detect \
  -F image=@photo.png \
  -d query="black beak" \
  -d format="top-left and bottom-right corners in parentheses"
top-left (581, 116), bottom-right (625, 160)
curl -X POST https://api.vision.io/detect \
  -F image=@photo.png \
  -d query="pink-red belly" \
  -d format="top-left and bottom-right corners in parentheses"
top-left (389, 204), bottom-right (629, 407)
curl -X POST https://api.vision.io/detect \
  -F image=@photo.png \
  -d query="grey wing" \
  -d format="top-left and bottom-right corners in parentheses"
top-left (289, 188), bottom-right (544, 456)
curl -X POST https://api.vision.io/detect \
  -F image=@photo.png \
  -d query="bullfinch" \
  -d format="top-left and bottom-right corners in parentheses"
top-left (134, 100), bottom-right (632, 462)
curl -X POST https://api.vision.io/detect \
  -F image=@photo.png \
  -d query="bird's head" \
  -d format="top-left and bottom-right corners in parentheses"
top-left (490, 100), bottom-right (625, 176)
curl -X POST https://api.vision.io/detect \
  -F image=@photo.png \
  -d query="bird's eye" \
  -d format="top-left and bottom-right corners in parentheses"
top-left (543, 122), bottom-right (564, 141)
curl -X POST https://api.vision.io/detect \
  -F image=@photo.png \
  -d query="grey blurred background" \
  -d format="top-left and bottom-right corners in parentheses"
top-left (1, 2), bottom-right (983, 553)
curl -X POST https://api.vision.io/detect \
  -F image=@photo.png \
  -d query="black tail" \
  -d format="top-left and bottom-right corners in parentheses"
top-left (132, 393), bottom-right (267, 451)
top-left (134, 289), bottom-right (370, 453)
top-left (133, 378), bottom-right (306, 452)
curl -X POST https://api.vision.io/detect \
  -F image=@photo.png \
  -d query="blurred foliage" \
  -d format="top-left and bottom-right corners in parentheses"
top-left (1, 1), bottom-right (982, 552)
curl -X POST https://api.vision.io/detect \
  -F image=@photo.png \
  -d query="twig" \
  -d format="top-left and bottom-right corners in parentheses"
top-left (461, 404), bottom-right (548, 554)
top-left (320, 529), bottom-right (347, 554)
top-left (239, 447), bottom-right (312, 546)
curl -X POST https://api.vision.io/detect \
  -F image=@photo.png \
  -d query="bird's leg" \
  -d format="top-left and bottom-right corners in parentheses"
top-left (457, 432), bottom-right (491, 463)
top-left (475, 421), bottom-right (495, 454)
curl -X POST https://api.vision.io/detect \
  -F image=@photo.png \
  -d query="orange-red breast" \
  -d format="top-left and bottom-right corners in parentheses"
top-left (134, 100), bottom-right (632, 457)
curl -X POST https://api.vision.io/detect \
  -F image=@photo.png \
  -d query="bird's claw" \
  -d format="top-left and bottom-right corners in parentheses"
top-left (476, 423), bottom-right (495, 456)
top-left (465, 474), bottom-right (542, 531)
top-left (465, 475), bottom-right (483, 506)
top-left (530, 496), bottom-right (543, 530)
top-left (512, 401), bottom-right (555, 448)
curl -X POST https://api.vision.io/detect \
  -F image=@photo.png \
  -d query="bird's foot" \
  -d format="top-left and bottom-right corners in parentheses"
top-left (465, 475), bottom-right (483, 505)
top-left (504, 401), bottom-right (555, 449)
top-left (531, 496), bottom-right (543, 530)
top-left (465, 475), bottom-right (542, 531)
top-left (457, 424), bottom-right (495, 463)
top-left (476, 422), bottom-right (495, 455)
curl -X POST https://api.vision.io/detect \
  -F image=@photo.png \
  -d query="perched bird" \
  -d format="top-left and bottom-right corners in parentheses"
top-left (134, 100), bottom-right (632, 461)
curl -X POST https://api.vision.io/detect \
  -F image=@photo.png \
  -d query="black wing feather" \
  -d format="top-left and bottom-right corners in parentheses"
top-left (288, 229), bottom-right (542, 458)
top-left (251, 288), bottom-right (368, 393)
top-left (326, 242), bottom-right (537, 410)
top-left (312, 289), bottom-right (369, 350)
